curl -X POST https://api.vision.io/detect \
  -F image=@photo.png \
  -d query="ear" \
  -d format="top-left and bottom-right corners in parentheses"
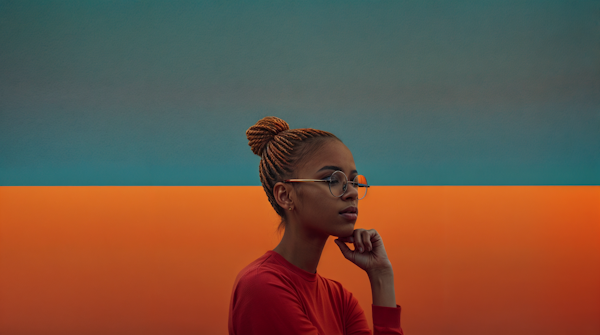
top-left (273, 182), bottom-right (294, 210)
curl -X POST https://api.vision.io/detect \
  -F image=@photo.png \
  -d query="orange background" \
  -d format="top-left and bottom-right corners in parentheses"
top-left (0, 186), bottom-right (598, 335)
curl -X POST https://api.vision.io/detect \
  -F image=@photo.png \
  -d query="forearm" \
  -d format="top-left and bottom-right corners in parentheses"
top-left (367, 268), bottom-right (396, 308)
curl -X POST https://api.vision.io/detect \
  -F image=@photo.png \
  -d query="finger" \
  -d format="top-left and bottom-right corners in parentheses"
top-left (368, 229), bottom-right (383, 249)
top-left (353, 229), bottom-right (364, 253)
top-left (334, 239), bottom-right (354, 261)
top-left (337, 236), bottom-right (354, 243)
top-left (362, 229), bottom-right (373, 252)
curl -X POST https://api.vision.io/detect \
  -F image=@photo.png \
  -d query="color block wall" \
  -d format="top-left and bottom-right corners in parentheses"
top-left (1, 1), bottom-right (599, 334)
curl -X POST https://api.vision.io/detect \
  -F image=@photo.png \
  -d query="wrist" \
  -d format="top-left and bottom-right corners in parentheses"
top-left (368, 267), bottom-right (396, 308)
top-left (366, 264), bottom-right (394, 279)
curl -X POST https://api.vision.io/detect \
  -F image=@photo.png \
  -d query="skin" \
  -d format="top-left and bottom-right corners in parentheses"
top-left (272, 139), bottom-right (397, 308)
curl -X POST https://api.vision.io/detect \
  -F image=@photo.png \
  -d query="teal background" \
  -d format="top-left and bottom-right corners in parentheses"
top-left (1, 0), bottom-right (598, 185)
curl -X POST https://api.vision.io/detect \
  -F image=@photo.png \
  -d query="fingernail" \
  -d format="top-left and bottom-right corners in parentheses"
top-left (359, 247), bottom-right (363, 253)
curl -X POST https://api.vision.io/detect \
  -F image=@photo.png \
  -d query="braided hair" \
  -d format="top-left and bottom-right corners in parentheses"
top-left (246, 116), bottom-right (339, 227)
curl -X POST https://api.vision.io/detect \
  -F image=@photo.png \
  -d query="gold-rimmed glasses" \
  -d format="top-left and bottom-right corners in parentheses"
top-left (283, 170), bottom-right (369, 200)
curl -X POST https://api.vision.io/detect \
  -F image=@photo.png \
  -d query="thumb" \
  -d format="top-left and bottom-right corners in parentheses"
top-left (334, 239), bottom-right (354, 261)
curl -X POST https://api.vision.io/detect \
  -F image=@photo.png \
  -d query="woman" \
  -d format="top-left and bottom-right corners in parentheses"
top-left (228, 116), bottom-right (403, 335)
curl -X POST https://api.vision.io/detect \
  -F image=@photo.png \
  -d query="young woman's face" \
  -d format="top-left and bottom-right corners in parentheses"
top-left (291, 139), bottom-right (360, 238)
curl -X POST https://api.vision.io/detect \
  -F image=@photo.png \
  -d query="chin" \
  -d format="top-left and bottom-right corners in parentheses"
top-left (332, 225), bottom-right (355, 238)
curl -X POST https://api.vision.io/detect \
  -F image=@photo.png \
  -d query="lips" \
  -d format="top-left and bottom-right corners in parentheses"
top-left (339, 206), bottom-right (358, 221)
top-left (340, 206), bottom-right (358, 214)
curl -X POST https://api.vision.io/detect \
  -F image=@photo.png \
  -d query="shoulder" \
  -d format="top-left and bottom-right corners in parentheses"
top-left (229, 252), bottom-right (309, 332)
top-left (232, 252), bottom-right (298, 302)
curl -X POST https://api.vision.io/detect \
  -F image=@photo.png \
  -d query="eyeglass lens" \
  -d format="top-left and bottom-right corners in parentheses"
top-left (354, 175), bottom-right (368, 200)
top-left (329, 171), bottom-right (368, 200)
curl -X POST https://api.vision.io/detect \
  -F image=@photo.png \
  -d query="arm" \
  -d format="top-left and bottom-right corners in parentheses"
top-left (335, 229), bottom-right (403, 335)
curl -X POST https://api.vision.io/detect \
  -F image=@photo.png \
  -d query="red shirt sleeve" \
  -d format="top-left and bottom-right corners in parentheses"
top-left (372, 305), bottom-right (403, 335)
top-left (343, 290), bottom-right (404, 335)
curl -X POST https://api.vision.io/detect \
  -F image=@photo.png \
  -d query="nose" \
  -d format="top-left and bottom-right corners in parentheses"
top-left (341, 181), bottom-right (358, 201)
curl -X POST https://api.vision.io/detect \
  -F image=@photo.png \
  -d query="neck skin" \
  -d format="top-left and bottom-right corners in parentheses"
top-left (273, 219), bottom-right (328, 274)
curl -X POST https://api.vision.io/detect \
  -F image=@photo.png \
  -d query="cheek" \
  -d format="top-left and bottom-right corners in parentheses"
top-left (299, 192), bottom-right (330, 217)
top-left (311, 197), bottom-right (337, 218)
top-left (295, 186), bottom-right (338, 219)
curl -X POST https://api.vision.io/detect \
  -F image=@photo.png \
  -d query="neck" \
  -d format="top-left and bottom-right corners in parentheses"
top-left (273, 223), bottom-right (328, 274)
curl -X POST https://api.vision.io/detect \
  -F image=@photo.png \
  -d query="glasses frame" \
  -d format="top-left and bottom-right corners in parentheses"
top-left (283, 170), bottom-right (370, 200)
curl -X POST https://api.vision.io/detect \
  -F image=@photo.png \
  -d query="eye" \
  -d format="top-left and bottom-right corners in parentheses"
top-left (329, 174), bottom-right (342, 185)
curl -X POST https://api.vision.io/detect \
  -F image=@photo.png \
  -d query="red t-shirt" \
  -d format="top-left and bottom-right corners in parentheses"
top-left (229, 250), bottom-right (403, 335)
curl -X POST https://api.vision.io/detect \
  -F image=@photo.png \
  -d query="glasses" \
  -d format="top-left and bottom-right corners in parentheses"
top-left (283, 170), bottom-right (369, 200)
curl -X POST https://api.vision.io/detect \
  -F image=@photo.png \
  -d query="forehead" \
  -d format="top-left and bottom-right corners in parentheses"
top-left (297, 139), bottom-right (356, 175)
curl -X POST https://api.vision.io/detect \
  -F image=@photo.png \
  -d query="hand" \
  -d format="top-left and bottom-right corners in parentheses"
top-left (334, 229), bottom-right (393, 276)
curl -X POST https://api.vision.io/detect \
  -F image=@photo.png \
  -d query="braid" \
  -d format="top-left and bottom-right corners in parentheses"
top-left (246, 117), bottom-right (338, 223)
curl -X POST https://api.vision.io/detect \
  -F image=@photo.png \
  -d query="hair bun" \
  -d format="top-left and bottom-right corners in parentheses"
top-left (246, 116), bottom-right (290, 156)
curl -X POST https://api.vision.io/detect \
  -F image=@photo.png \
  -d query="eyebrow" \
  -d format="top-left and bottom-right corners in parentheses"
top-left (317, 165), bottom-right (358, 175)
